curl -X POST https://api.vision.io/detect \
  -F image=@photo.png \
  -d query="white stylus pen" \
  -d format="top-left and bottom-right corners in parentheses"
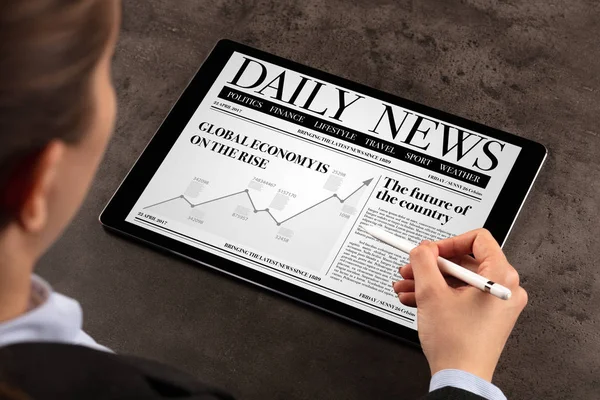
top-left (364, 226), bottom-right (512, 300)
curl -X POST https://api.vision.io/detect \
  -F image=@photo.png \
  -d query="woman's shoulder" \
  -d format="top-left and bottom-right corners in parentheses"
top-left (0, 342), bottom-right (234, 400)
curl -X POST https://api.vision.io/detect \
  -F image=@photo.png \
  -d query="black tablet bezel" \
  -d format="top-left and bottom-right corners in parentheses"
top-left (101, 39), bottom-right (547, 346)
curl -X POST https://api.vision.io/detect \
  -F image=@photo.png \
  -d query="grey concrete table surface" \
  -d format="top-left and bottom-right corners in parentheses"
top-left (38, 1), bottom-right (599, 399)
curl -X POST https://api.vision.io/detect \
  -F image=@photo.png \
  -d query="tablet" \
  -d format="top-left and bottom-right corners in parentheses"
top-left (101, 39), bottom-right (547, 345)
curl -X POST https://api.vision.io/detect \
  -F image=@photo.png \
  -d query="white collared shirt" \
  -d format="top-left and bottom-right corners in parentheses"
top-left (0, 274), bottom-right (110, 352)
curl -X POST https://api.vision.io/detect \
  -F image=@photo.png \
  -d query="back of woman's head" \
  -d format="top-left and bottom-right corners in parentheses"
top-left (0, 0), bottom-right (116, 226)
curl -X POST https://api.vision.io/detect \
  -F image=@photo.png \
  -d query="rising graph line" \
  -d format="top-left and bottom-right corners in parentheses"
top-left (143, 178), bottom-right (374, 226)
top-left (144, 195), bottom-right (182, 209)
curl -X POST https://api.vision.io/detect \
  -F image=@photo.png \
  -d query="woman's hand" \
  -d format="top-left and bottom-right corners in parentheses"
top-left (392, 229), bottom-right (528, 382)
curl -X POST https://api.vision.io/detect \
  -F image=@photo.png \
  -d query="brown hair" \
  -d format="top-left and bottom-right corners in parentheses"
top-left (0, 0), bottom-right (116, 225)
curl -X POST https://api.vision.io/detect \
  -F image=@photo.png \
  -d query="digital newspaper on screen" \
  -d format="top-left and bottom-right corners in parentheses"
top-left (125, 52), bottom-right (522, 330)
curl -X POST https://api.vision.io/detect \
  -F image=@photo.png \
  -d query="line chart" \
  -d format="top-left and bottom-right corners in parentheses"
top-left (140, 176), bottom-right (378, 270)
top-left (144, 178), bottom-right (374, 226)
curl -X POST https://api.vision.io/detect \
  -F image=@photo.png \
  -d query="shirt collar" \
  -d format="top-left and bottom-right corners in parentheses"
top-left (0, 274), bottom-right (84, 348)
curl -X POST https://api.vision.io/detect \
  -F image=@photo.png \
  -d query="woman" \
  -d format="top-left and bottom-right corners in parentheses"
top-left (0, 1), bottom-right (527, 399)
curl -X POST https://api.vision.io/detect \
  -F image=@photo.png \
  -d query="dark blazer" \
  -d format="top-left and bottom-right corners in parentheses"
top-left (0, 343), bottom-right (485, 400)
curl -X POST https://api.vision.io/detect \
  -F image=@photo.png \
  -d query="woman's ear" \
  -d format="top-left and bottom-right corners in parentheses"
top-left (16, 141), bottom-right (66, 233)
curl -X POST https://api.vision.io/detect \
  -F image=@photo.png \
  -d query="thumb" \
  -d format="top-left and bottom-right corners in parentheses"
top-left (409, 241), bottom-right (447, 296)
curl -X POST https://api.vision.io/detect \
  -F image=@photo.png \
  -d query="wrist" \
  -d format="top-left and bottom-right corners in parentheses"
top-left (430, 370), bottom-right (507, 400)
top-left (430, 362), bottom-right (495, 382)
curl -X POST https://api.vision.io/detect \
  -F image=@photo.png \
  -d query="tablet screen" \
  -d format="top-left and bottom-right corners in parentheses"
top-left (125, 51), bottom-right (522, 331)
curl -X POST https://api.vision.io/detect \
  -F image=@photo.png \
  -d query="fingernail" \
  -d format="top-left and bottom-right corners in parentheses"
top-left (421, 240), bottom-right (431, 246)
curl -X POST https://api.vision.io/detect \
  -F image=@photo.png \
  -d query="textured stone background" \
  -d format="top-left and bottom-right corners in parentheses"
top-left (39, 1), bottom-right (599, 398)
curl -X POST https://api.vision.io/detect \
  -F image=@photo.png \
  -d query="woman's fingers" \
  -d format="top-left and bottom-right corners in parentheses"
top-left (398, 292), bottom-right (416, 307)
top-left (399, 254), bottom-right (479, 281)
top-left (451, 255), bottom-right (480, 272)
top-left (393, 279), bottom-right (415, 293)
top-left (393, 277), bottom-right (417, 306)
top-left (395, 274), bottom-right (467, 295)
top-left (477, 259), bottom-right (521, 289)
top-left (437, 228), bottom-right (505, 263)
top-left (392, 277), bottom-right (417, 307)
top-left (394, 232), bottom-right (518, 310)
top-left (399, 264), bottom-right (413, 279)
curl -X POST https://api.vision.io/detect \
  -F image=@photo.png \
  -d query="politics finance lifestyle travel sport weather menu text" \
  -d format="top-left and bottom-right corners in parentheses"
top-left (125, 51), bottom-right (521, 330)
